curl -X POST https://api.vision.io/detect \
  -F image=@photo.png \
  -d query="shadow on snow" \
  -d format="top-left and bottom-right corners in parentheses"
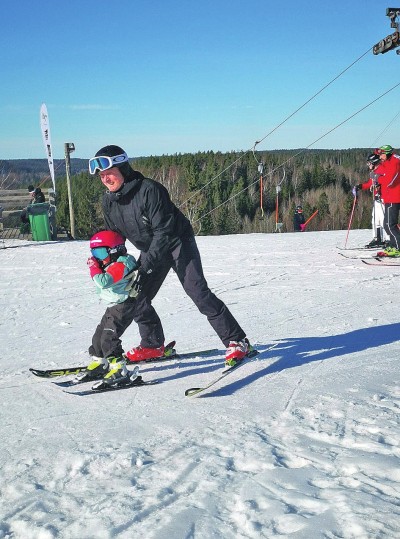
top-left (178, 322), bottom-right (400, 398)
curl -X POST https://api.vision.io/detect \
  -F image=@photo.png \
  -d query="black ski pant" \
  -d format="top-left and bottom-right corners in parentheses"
top-left (131, 235), bottom-right (246, 348)
top-left (89, 297), bottom-right (138, 358)
top-left (383, 203), bottom-right (400, 249)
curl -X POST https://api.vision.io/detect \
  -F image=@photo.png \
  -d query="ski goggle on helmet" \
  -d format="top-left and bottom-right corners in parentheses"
top-left (90, 230), bottom-right (127, 260)
top-left (88, 152), bottom-right (129, 175)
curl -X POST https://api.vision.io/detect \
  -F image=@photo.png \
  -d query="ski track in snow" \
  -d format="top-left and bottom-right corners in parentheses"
top-left (0, 230), bottom-right (399, 538)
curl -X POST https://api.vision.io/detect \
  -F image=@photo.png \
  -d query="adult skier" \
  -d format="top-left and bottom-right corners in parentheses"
top-left (293, 205), bottom-right (306, 232)
top-left (88, 145), bottom-right (251, 367)
top-left (352, 153), bottom-right (389, 248)
top-left (373, 145), bottom-right (400, 257)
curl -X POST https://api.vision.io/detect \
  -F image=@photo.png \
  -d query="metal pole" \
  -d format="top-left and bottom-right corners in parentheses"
top-left (344, 195), bottom-right (357, 249)
top-left (64, 143), bottom-right (75, 239)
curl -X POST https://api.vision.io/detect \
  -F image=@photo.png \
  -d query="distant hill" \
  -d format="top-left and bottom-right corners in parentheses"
top-left (0, 159), bottom-right (88, 188)
top-left (1, 148), bottom-right (383, 238)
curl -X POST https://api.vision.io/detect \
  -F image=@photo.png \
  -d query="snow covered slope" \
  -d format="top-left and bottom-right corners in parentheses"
top-left (0, 230), bottom-right (399, 538)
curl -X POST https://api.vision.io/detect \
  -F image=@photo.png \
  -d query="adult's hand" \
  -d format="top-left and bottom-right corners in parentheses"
top-left (130, 269), bottom-right (149, 296)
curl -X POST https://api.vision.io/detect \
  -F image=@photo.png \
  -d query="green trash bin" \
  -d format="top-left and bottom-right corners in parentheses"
top-left (27, 203), bottom-right (51, 241)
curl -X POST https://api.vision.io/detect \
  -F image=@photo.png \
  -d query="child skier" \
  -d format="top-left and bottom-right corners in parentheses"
top-left (77, 230), bottom-right (141, 387)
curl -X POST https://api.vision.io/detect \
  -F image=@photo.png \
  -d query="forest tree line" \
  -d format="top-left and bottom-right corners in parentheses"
top-left (3, 148), bottom-right (383, 238)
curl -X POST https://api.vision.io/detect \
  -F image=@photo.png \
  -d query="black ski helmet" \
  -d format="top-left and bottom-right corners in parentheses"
top-left (94, 145), bottom-right (131, 178)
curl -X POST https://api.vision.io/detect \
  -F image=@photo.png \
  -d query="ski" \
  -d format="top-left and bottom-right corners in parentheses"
top-left (337, 246), bottom-right (380, 251)
top-left (184, 342), bottom-right (279, 398)
top-left (30, 366), bottom-right (87, 378)
top-left (340, 251), bottom-right (400, 261)
top-left (30, 342), bottom-right (219, 380)
top-left (173, 347), bottom-right (219, 360)
top-left (52, 342), bottom-right (176, 387)
top-left (362, 258), bottom-right (400, 266)
top-left (338, 252), bottom-right (389, 260)
top-left (339, 252), bottom-right (376, 260)
top-left (64, 377), bottom-right (160, 396)
top-left (29, 341), bottom-right (175, 379)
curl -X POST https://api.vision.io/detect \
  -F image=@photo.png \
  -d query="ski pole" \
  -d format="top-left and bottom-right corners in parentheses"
top-left (303, 209), bottom-right (319, 229)
top-left (344, 195), bottom-right (357, 248)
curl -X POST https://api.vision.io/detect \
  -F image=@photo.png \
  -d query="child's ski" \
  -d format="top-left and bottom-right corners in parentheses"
top-left (64, 377), bottom-right (160, 396)
top-left (30, 342), bottom-right (219, 379)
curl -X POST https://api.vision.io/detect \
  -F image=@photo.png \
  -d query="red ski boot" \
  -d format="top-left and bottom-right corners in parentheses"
top-left (125, 345), bottom-right (165, 363)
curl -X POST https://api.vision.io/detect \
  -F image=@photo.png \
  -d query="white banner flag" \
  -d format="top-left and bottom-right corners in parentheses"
top-left (40, 103), bottom-right (56, 194)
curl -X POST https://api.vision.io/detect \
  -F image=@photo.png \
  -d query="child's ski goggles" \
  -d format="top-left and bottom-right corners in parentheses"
top-left (91, 247), bottom-right (110, 260)
top-left (88, 152), bottom-right (129, 174)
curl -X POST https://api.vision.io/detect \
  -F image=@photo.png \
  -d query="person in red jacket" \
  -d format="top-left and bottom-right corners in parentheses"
top-left (374, 145), bottom-right (400, 256)
top-left (353, 153), bottom-right (388, 248)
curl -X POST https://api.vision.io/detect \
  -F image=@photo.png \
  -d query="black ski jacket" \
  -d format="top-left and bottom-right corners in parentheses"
top-left (293, 212), bottom-right (305, 231)
top-left (102, 170), bottom-right (193, 274)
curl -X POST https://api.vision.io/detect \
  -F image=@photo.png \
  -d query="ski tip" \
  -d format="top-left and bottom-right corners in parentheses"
top-left (29, 368), bottom-right (54, 378)
top-left (52, 380), bottom-right (77, 387)
top-left (185, 388), bottom-right (202, 397)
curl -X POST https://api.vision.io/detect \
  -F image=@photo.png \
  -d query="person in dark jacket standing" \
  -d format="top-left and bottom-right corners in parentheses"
top-left (293, 205), bottom-right (305, 232)
top-left (20, 185), bottom-right (46, 231)
top-left (88, 145), bottom-right (251, 367)
top-left (28, 185), bottom-right (46, 204)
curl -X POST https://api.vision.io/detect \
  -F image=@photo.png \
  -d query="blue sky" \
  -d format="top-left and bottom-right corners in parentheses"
top-left (2, 0), bottom-right (400, 159)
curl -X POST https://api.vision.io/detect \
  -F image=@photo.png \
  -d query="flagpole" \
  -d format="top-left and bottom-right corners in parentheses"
top-left (40, 103), bottom-right (56, 195)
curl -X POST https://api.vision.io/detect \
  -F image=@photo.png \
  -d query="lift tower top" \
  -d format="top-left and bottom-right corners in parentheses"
top-left (373, 8), bottom-right (400, 55)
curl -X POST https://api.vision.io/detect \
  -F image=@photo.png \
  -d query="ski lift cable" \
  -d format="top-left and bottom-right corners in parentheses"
top-left (252, 47), bottom-right (372, 150)
top-left (369, 107), bottom-right (400, 148)
top-left (192, 80), bottom-right (400, 224)
top-left (37, 160), bottom-right (65, 190)
top-left (180, 47), bottom-right (371, 209)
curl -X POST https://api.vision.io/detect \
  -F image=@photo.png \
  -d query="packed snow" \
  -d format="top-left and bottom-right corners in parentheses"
top-left (0, 229), bottom-right (399, 539)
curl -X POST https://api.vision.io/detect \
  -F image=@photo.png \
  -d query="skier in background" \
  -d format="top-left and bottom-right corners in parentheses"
top-left (293, 205), bottom-right (306, 232)
top-left (88, 144), bottom-right (252, 367)
top-left (352, 153), bottom-right (388, 248)
top-left (20, 185), bottom-right (46, 233)
top-left (373, 145), bottom-right (400, 257)
top-left (28, 185), bottom-right (45, 204)
top-left (77, 230), bottom-right (142, 388)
